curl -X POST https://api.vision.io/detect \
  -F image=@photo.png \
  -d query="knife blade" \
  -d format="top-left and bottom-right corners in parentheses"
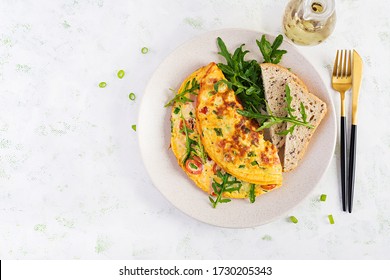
top-left (352, 50), bottom-right (363, 125)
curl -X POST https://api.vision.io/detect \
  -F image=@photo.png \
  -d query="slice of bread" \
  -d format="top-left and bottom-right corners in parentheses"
top-left (260, 63), bottom-right (327, 172)
top-left (283, 80), bottom-right (327, 172)
top-left (260, 63), bottom-right (306, 149)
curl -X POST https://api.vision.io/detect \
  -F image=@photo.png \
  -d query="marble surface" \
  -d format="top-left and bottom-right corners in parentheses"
top-left (0, 0), bottom-right (389, 259)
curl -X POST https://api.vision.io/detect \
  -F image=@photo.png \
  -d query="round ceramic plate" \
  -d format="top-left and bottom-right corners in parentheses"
top-left (138, 29), bottom-right (336, 228)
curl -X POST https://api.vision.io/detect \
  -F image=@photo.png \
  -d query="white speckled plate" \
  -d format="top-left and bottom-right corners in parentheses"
top-left (138, 29), bottom-right (336, 228)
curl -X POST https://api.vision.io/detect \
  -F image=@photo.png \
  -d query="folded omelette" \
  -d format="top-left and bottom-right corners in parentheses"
top-left (170, 63), bottom-right (281, 199)
top-left (196, 63), bottom-right (283, 186)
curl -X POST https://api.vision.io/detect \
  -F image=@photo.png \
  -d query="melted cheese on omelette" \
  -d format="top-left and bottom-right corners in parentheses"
top-left (196, 63), bottom-right (283, 185)
top-left (170, 63), bottom-right (280, 198)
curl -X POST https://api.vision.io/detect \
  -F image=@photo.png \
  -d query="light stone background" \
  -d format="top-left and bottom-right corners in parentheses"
top-left (0, 0), bottom-right (389, 259)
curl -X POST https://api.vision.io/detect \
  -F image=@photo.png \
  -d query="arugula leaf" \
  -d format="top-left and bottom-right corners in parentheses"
top-left (217, 37), bottom-right (234, 67)
top-left (216, 35), bottom-right (288, 118)
top-left (209, 171), bottom-right (242, 208)
top-left (164, 78), bottom-right (199, 107)
top-left (237, 109), bottom-right (313, 130)
top-left (278, 85), bottom-right (312, 135)
top-left (278, 124), bottom-right (296, 136)
top-left (213, 79), bottom-right (232, 92)
top-left (237, 84), bottom-right (314, 135)
top-left (284, 84), bottom-right (296, 118)
top-left (299, 102), bottom-right (308, 123)
top-left (216, 37), bottom-right (264, 115)
top-left (256, 34), bottom-right (287, 64)
top-left (179, 114), bottom-right (207, 164)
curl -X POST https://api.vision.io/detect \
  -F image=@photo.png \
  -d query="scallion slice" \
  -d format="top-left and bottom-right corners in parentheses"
top-left (99, 82), bottom-right (107, 88)
top-left (141, 47), bottom-right (149, 54)
top-left (131, 125), bottom-right (136, 131)
top-left (290, 216), bottom-right (298, 224)
top-left (117, 70), bottom-right (125, 79)
top-left (320, 194), bottom-right (327, 201)
top-left (129, 93), bottom-right (136, 101)
top-left (328, 214), bottom-right (335, 224)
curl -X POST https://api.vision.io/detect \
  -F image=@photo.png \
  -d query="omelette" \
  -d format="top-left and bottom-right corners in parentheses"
top-left (170, 63), bottom-right (280, 199)
top-left (196, 63), bottom-right (283, 186)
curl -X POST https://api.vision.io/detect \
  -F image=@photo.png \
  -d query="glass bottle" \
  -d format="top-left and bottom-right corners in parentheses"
top-left (283, 0), bottom-right (336, 46)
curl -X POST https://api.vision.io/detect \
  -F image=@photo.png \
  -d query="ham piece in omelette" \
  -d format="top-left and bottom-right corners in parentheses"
top-left (196, 63), bottom-right (283, 186)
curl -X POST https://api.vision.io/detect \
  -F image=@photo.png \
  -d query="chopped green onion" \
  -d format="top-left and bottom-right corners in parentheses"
top-left (328, 214), bottom-right (335, 224)
top-left (131, 125), bottom-right (136, 131)
top-left (99, 82), bottom-right (107, 88)
top-left (129, 93), bottom-right (136, 101)
top-left (117, 70), bottom-right (125, 79)
top-left (141, 47), bottom-right (149, 54)
top-left (173, 107), bottom-right (180, 114)
top-left (289, 216), bottom-right (298, 224)
top-left (251, 160), bottom-right (258, 166)
top-left (320, 194), bottom-right (327, 201)
top-left (238, 165), bottom-right (245, 169)
top-left (214, 128), bottom-right (223, 136)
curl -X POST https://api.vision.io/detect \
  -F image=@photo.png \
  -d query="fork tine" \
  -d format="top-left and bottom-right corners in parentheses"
top-left (343, 49), bottom-right (348, 78)
top-left (347, 50), bottom-right (352, 77)
top-left (338, 50), bottom-right (343, 78)
top-left (333, 50), bottom-right (339, 77)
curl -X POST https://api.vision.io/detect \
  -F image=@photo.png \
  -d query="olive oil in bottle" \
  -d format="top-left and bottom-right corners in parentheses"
top-left (283, 0), bottom-right (336, 46)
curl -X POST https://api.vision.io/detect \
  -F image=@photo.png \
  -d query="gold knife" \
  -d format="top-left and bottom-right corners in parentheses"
top-left (348, 50), bottom-right (363, 213)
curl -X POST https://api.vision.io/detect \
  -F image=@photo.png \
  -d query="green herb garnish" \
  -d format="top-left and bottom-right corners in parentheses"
top-left (209, 171), bottom-right (242, 208)
top-left (213, 79), bottom-right (232, 92)
top-left (237, 109), bottom-right (314, 131)
top-left (179, 114), bottom-right (207, 164)
top-left (117, 70), bottom-right (125, 79)
top-left (247, 151), bottom-right (256, 157)
top-left (214, 128), bottom-right (223, 137)
top-left (238, 165), bottom-right (245, 168)
top-left (131, 124), bottom-right (136, 131)
top-left (164, 78), bottom-right (200, 107)
top-left (328, 214), bottom-right (335, 224)
top-left (320, 194), bottom-right (327, 202)
top-left (256, 34), bottom-right (287, 64)
top-left (290, 216), bottom-right (298, 224)
top-left (251, 160), bottom-right (258, 166)
top-left (99, 82), bottom-right (107, 88)
top-left (237, 84), bottom-right (313, 134)
top-left (173, 107), bottom-right (180, 114)
top-left (141, 47), bottom-right (149, 54)
top-left (249, 184), bottom-right (256, 203)
top-left (216, 37), bottom-right (264, 114)
top-left (129, 92), bottom-right (136, 101)
top-left (279, 84), bottom-right (311, 135)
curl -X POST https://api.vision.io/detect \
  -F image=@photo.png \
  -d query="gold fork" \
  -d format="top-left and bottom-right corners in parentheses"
top-left (331, 49), bottom-right (352, 212)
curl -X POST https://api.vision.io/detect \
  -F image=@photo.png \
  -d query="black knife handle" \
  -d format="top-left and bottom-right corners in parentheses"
top-left (348, 124), bottom-right (357, 213)
top-left (340, 117), bottom-right (347, 211)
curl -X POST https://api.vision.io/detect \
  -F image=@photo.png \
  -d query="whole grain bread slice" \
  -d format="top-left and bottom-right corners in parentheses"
top-left (260, 63), bottom-right (307, 149)
top-left (283, 80), bottom-right (327, 172)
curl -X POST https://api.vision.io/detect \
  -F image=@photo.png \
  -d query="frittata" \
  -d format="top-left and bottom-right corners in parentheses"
top-left (196, 63), bottom-right (283, 185)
